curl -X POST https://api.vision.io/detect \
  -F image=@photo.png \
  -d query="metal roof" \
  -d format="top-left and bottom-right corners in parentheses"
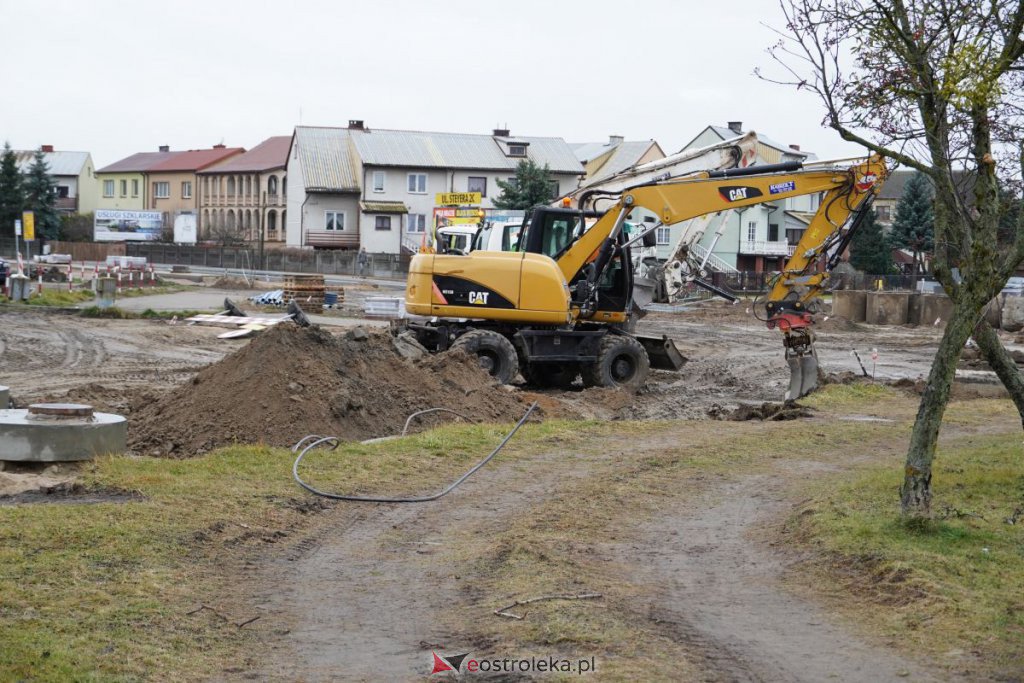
top-left (199, 136), bottom-right (290, 174)
top-left (293, 127), bottom-right (361, 193)
top-left (360, 200), bottom-right (408, 214)
top-left (706, 125), bottom-right (815, 160)
top-left (590, 141), bottom-right (659, 181)
top-left (349, 128), bottom-right (582, 174)
top-left (14, 150), bottom-right (91, 176)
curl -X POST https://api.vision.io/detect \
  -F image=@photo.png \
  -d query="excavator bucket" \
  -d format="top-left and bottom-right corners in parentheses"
top-left (785, 353), bottom-right (819, 401)
top-left (636, 334), bottom-right (687, 371)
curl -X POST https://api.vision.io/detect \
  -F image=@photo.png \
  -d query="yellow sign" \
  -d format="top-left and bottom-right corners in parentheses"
top-left (435, 192), bottom-right (481, 206)
top-left (22, 211), bottom-right (35, 241)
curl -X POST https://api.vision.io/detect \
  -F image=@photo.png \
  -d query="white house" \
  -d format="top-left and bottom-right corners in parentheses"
top-left (14, 146), bottom-right (98, 215)
top-left (676, 122), bottom-right (817, 272)
top-left (286, 122), bottom-right (583, 253)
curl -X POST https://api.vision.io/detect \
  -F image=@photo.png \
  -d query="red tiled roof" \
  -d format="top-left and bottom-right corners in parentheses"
top-left (199, 136), bottom-right (290, 174)
top-left (97, 151), bottom-right (178, 174)
top-left (147, 147), bottom-right (244, 173)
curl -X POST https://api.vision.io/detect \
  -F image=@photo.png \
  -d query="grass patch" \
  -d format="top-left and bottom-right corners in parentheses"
top-left (77, 306), bottom-right (206, 320)
top-left (0, 418), bottom-right (599, 681)
top-left (787, 431), bottom-right (1024, 677)
top-left (78, 305), bottom-right (132, 319)
top-left (116, 284), bottom-right (191, 298)
top-left (19, 289), bottom-right (95, 307)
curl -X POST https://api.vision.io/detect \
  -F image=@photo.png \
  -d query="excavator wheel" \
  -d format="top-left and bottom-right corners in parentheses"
top-left (522, 362), bottom-right (580, 389)
top-left (450, 330), bottom-right (520, 384)
top-left (582, 334), bottom-right (650, 391)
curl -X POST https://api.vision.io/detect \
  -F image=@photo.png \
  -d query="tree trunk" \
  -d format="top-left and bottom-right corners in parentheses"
top-left (901, 295), bottom-right (984, 517)
top-left (974, 319), bottom-right (1024, 427)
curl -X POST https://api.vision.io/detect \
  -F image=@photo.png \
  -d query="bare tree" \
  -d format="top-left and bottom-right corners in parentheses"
top-left (762, 0), bottom-right (1024, 516)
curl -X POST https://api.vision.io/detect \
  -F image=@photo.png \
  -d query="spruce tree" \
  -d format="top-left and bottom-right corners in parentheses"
top-left (889, 171), bottom-right (934, 276)
top-left (22, 147), bottom-right (60, 240)
top-left (848, 207), bottom-right (892, 274)
top-left (0, 142), bottom-right (24, 239)
top-left (494, 160), bottom-right (556, 209)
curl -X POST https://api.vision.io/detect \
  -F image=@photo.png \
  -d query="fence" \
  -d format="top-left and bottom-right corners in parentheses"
top-left (124, 243), bottom-right (411, 279)
top-left (709, 270), bottom-right (928, 294)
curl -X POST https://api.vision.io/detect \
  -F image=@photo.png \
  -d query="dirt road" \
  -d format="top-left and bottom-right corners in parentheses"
top-left (234, 427), bottom-right (941, 682)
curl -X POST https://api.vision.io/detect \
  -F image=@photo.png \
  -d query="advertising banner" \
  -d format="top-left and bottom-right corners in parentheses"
top-left (94, 209), bottom-right (164, 242)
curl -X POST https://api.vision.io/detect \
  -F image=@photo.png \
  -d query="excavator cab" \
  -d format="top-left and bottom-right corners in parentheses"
top-left (519, 206), bottom-right (634, 317)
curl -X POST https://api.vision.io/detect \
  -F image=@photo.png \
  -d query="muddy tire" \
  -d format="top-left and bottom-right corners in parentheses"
top-left (522, 362), bottom-right (580, 389)
top-left (582, 334), bottom-right (650, 390)
top-left (450, 330), bottom-right (519, 384)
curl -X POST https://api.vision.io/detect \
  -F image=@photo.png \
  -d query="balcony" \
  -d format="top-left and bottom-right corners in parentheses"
top-left (739, 240), bottom-right (791, 256)
top-left (55, 197), bottom-right (78, 212)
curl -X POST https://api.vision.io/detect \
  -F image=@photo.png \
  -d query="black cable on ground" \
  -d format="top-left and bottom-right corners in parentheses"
top-left (291, 402), bottom-right (537, 503)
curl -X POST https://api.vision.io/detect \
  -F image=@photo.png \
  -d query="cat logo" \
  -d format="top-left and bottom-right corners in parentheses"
top-left (718, 185), bottom-right (763, 203)
top-left (468, 291), bottom-right (490, 305)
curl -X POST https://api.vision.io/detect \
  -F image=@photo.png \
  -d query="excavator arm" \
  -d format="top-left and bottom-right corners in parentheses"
top-left (558, 154), bottom-right (888, 397)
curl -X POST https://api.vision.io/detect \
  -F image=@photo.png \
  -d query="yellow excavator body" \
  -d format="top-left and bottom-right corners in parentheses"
top-left (406, 251), bottom-right (572, 325)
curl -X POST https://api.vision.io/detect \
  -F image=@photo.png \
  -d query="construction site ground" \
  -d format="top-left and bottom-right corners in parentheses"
top-left (1, 289), bottom-right (1021, 681)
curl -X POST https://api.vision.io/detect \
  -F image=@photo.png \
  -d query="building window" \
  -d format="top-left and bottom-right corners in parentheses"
top-left (103, 180), bottom-right (114, 197)
top-left (508, 144), bottom-right (527, 157)
top-left (154, 182), bottom-right (170, 199)
top-left (768, 222), bottom-right (779, 241)
top-left (268, 175), bottom-right (278, 195)
top-left (549, 181), bottom-right (559, 200)
top-left (131, 179), bottom-right (139, 197)
top-left (56, 185), bottom-right (70, 198)
top-left (372, 171), bottom-right (385, 192)
top-left (747, 221), bottom-right (757, 242)
top-left (325, 211), bottom-right (345, 231)
top-left (375, 215), bottom-right (392, 231)
top-left (407, 173), bottom-right (427, 194)
top-left (876, 204), bottom-right (892, 222)
top-left (120, 180), bottom-right (127, 197)
top-left (506, 177), bottom-right (517, 188)
top-left (182, 181), bottom-right (192, 199)
top-left (467, 176), bottom-right (487, 197)
top-left (655, 227), bottom-right (671, 245)
top-left (408, 213), bottom-right (426, 233)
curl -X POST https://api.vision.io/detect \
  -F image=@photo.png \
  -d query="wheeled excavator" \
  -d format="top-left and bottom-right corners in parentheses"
top-left (401, 154), bottom-right (888, 399)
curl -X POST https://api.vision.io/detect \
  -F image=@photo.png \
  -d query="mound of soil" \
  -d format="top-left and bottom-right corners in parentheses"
top-left (708, 401), bottom-right (812, 421)
top-left (128, 324), bottom-right (528, 457)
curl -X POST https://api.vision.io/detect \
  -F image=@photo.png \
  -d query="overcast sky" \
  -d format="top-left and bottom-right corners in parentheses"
top-left (1, 0), bottom-right (865, 168)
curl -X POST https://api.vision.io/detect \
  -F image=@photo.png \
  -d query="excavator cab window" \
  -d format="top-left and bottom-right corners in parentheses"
top-left (519, 207), bottom-right (585, 259)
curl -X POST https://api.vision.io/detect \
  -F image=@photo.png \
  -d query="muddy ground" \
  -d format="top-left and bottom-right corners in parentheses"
top-left (1, 297), bottom-right (1020, 679)
top-left (3, 298), bottom-right (1010, 427)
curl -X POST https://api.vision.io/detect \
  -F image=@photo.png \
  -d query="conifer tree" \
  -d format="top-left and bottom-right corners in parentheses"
top-left (0, 142), bottom-right (24, 239)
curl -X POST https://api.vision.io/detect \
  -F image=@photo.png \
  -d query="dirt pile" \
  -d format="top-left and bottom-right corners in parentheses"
top-left (128, 324), bottom-right (527, 457)
top-left (708, 401), bottom-right (812, 421)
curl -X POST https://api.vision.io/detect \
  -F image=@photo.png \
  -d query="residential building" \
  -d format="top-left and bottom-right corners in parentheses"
top-left (96, 145), bottom-right (244, 230)
top-left (96, 148), bottom-right (178, 212)
top-left (287, 122), bottom-right (583, 253)
top-left (145, 145), bottom-right (243, 229)
top-left (14, 145), bottom-right (99, 214)
top-left (570, 136), bottom-right (665, 188)
top-left (679, 122), bottom-right (816, 272)
top-left (196, 136), bottom-right (290, 242)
